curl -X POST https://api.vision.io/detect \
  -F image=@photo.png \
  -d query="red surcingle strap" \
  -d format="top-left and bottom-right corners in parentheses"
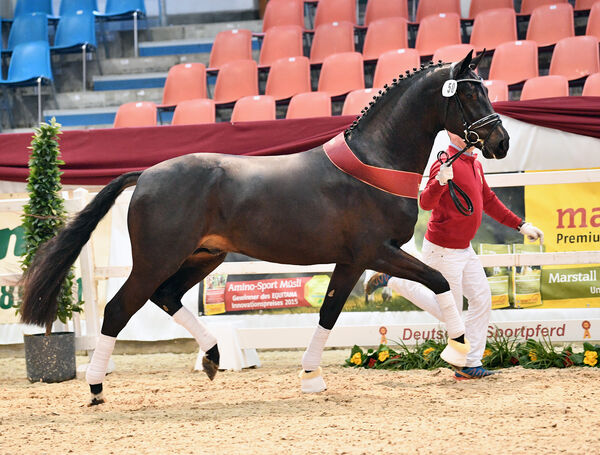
top-left (323, 133), bottom-right (422, 199)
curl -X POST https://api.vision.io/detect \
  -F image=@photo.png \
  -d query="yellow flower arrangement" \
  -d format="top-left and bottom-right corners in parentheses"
top-left (350, 352), bottom-right (362, 365)
top-left (423, 347), bottom-right (435, 357)
top-left (483, 349), bottom-right (492, 358)
top-left (378, 350), bottom-right (389, 362)
top-left (528, 350), bottom-right (538, 362)
top-left (584, 350), bottom-right (598, 367)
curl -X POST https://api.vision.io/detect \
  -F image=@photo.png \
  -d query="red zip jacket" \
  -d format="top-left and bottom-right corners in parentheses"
top-left (419, 146), bottom-right (522, 249)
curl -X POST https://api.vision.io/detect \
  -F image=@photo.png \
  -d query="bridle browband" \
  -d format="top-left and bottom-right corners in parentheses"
top-left (439, 66), bottom-right (504, 216)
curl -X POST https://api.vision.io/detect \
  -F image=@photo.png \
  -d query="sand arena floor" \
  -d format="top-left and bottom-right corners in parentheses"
top-left (1, 349), bottom-right (599, 455)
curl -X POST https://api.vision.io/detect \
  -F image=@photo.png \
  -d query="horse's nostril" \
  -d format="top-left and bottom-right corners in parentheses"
top-left (500, 139), bottom-right (509, 153)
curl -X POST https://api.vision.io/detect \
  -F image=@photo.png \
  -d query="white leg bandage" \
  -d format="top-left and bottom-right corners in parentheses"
top-left (86, 334), bottom-right (116, 385)
top-left (302, 325), bottom-right (331, 371)
top-left (173, 306), bottom-right (217, 351)
top-left (436, 290), bottom-right (465, 339)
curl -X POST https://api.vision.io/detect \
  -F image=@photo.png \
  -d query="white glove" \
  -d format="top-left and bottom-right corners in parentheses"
top-left (519, 222), bottom-right (544, 243)
top-left (436, 163), bottom-right (453, 186)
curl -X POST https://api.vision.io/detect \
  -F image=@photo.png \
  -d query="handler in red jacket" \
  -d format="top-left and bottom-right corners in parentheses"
top-left (367, 131), bottom-right (544, 379)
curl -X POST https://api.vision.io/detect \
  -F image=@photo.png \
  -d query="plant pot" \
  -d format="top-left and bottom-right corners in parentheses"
top-left (23, 331), bottom-right (76, 383)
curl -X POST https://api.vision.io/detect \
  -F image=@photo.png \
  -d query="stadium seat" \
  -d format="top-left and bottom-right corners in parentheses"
top-left (372, 48), bottom-right (420, 87)
top-left (468, 0), bottom-right (514, 20)
top-left (262, 0), bottom-right (305, 32)
top-left (5, 13), bottom-right (48, 53)
top-left (231, 95), bottom-right (277, 122)
top-left (317, 52), bottom-right (365, 96)
top-left (519, 0), bottom-right (567, 15)
top-left (470, 8), bottom-right (517, 52)
top-left (171, 99), bottom-right (216, 125)
top-left (286, 92), bottom-right (332, 118)
top-left (52, 10), bottom-right (98, 91)
top-left (313, 0), bottom-right (357, 29)
top-left (213, 59), bottom-right (259, 104)
top-left (259, 25), bottom-right (304, 66)
top-left (95, 0), bottom-right (146, 57)
top-left (265, 56), bottom-right (311, 100)
top-left (113, 101), bottom-right (157, 127)
top-left (364, 0), bottom-right (409, 26)
top-left (483, 80), bottom-right (509, 102)
top-left (433, 44), bottom-right (475, 64)
top-left (520, 75), bottom-right (569, 100)
top-left (416, 0), bottom-right (461, 23)
top-left (59, 0), bottom-right (98, 15)
top-left (0, 40), bottom-right (54, 124)
top-left (159, 63), bottom-right (207, 108)
top-left (362, 17), bottom-right (408, 60)
top-left (582, 72), bottom-right (600, 95)
top-left (209, 29), bottom-right (253, 69)
top-left (587, 2), bottom-right (600, 41)
top-left (549, 36), bottom-right (600, 81)
top-left (342, 88), bottom-right (381, 115)
top-left (415, 13), bottom-right (461, 56)
top-left (14, 0), bottom-right (56, 18)
top-left (488, 40), bottom-right (539, 85)
top-left (310, 21), bottom-right (355, 63)
top-left (526, 3), bottom-right (574, 48)
top-left (575, 0), bottom-right (600, 10)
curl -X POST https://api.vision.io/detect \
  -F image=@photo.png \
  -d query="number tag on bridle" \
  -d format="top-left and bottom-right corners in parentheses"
top-left (442, 80), bottom-right (457, 97)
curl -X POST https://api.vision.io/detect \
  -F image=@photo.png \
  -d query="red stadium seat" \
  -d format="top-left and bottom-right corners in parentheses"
top-left (519, 0), bottom-right (567, 15)
top-left (582, 72), bottom-right (600, 95)
top-left (318, 52), bottom-right (364, 96)
top-left (470, 8), bottom-right (517, 52)
top-left (415, 13), bottom-right (462, 56)
top-left (373, 48), bottom-right (420, 87)
top-left (362, 17), bottom-right (408, 60)
top-left (262, 0), bottom-right (305, 32)
top-left (342, 88), bottom-right (381, 115)
top-left (209, 29), bottom-right (253, 69)
top-left (549, 35), bottom-right (600, 80)
top-left (259, 25), bottom-right (304, 66)
top-left (265, 56), bottom-right (311, 100)
top-left (313, 0), bottom-right (356, 28)
top-left (416, 0), bottom-right (461, 23)
top-left (171, 99), bottom-right (215, 125)
top-left (468, 0), bottom-right (514, 19)
top-left (286, 91), bottom-right (332, 118)
top-left (231, 95), bottom-right (276, 122)
top-left (113, 101), bottom-right (157, 128)
top-left (433, 44), bottom-right (475, 64)
top-left (213, 59), bottom-right (258, 104)
top-left (483, 80), bottom-right (509, 102)
top-left (364, 0), bottom-right (408, 26)
top-left (526, 3), bottom-right (574, 48)
top-left (586, 2), bottom-right (600, 41)
top-left (159, 63), bottom-right (207, 108)
top-left (575, 0), bottom-right (600, 10)
top-left (488, 40), bottom-right (539, 85)
top-left (310, 21), bottom-right (355, 63)
top-left (520, 75), bottom-right (569, 100)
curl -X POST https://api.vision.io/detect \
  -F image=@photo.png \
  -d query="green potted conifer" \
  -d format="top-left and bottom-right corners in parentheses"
top-left (17, 119), bottom-right (83, 383)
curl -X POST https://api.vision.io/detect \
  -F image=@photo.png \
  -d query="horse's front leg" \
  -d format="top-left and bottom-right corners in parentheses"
top-left (300, 263), bottom-right (364, 393)
top-left (368, 242), bottom-right (470, 368)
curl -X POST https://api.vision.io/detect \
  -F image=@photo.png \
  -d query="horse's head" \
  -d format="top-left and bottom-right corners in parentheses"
top-left (441, 51), bottom-right (509, 159)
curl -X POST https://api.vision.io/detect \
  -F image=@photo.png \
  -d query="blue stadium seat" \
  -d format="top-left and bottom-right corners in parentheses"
top-left (52, 10), bottom-right (100, 91)
top-left (95, 0), bottom-right (146, 57)
top-left (4, 13), bottom-right (49, 53)
top-left (14, 0), bottom-right (57, 19)
top-left (0, 41), bottom-right (56, 124)
top-left (59, 0), bottom-right (99, 16)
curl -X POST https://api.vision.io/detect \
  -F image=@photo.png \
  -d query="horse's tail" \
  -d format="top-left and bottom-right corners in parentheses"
top-left (20, 171), bottom-right (142, 328)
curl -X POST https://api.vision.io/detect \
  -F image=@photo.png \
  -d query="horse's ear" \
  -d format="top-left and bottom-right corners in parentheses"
top-left (469, 50), bottom-right (485, 71)
top-left (457, 50), bottom-right (473, 76)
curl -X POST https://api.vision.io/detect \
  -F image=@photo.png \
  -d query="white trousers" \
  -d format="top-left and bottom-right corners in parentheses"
top-left (387, 238), bottom-right (491, 367)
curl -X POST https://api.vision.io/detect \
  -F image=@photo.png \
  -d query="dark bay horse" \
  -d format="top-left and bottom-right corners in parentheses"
top-left (20, 51), bottom-right (509, 403)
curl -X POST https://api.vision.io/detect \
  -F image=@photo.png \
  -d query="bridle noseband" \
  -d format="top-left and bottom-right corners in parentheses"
top-left (438, 69), bottom-right (503, 216)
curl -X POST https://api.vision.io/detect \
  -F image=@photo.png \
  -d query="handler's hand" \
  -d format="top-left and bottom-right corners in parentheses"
top-left (519, 222), bottom-right (544, 243)
top-left (436, 163), bottom-right (453, 186)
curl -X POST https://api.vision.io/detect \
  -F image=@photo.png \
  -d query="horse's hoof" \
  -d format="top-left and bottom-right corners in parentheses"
top-left (299, 367), bottom-right (327, 393)
top-left (88, 393), bottom-right (105, 406)
top-left (440, 339), bottom-right (471, 368)
top-left (202, 356), bottom-right (219, 381)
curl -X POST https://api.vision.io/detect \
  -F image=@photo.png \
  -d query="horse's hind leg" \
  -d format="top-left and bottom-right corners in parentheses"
top-left (150, 252), bottom-right (226, 381)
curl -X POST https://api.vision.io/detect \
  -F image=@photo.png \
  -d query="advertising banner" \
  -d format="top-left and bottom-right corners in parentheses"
top-left (0, 213), bottom-right (24, 325)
